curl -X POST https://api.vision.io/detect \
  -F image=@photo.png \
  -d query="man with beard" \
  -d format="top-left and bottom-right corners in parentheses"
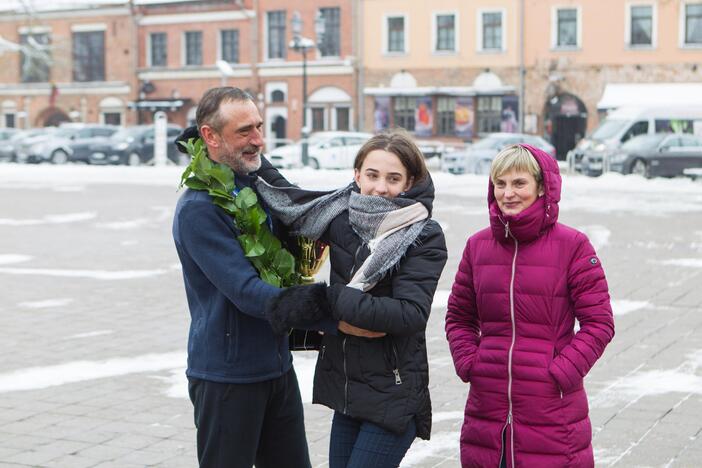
top-left (172, 87), bottom-right (325, 468)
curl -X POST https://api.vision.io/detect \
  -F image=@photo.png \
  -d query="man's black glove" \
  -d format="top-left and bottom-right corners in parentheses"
top-left (266, 283), bottom-right (332, 335)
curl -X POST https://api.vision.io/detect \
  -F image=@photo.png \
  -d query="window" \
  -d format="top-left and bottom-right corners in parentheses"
top-left (437, 97), bottom-right (456, 135)
top-left (481, 11), bottom-right (503, 51)
top-left (477, 96), bottom-right (502, 134)
top-left (271, 90), bottom-right (285, 103)
top-left (184, 31), bottom-right (202, 66)
top-left (221, 30), bottom-right (239, 63)
top-left (149, 32), bottom-right (167, 67)
top-left (556, 8), bottom-right (578, 47)
top-left (335, 107), bottom-right (349, 131)
top-left (655, 119), bottom-right (693, 133)
top-left (72, 31), bottom-right (105, 82)
top-left (319, 8), bottom-right (341, 57)
top-left (102, 113), bottom-right (121, 125)
top-left (5, 114), bottom-right (15, 128)
top-left (387, 16), bottom-right (405, 53)
top-left (435, 14), bottom-right (456, 52)
top-left (20, 33), bottom-right (50, 83)
top-left (622, 121), bottom-right (649, 142)
top-left (685, 3), bottom-right (702, 45)
top-left (630, 5), bottom-right (653, 46)
top-left (393, 97), bottom-right (416, 131)
top-left (311, 107), bottom-right (325, 131)
top-left (267, 11), bottom-right (286, 59)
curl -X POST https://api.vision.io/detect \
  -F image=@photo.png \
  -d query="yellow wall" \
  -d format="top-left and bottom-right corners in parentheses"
top-left (362, 0), bottom-right (519, 70)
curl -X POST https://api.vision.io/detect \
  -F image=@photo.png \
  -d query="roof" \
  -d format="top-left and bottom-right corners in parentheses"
top-left (597, 83), bottom-right (702, 110)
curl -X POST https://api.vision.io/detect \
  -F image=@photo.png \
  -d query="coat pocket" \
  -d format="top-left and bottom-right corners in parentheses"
top-left (225, 313), bottom-right (238, 363)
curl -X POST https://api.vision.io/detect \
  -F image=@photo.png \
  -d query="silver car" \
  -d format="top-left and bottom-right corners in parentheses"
top-left (442, 133), bottom-right (556, 175)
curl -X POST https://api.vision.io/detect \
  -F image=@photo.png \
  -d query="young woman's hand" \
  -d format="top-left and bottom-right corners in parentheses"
top-left (338, 320), bottom-right (386, 339)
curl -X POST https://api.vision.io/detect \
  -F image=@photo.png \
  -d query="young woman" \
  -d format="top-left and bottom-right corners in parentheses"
top-left (257, 130), bottom-right (448, 468)
top-left (445, 144), bottom-right (615, 468)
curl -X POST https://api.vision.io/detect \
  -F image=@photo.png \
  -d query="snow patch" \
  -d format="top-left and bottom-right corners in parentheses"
top-left (0, 212), bottom-right (96, 226)
top-left (432, 290), bottom-right (451, 309)
top-left (610, 300), bottom-right (649, 316)
top-left (401, 431), bottom-right (460, 466)
top-left (96, 218), bottom-right (150, 230)
top-left (0, 254), bottom-right (32, 265)
top-left (53, 186), bottom-right (85, 192)
top-left (155, 368), bottom-right (188, 399)
top-left (432, 411), bottom-right (464, 423)
top-left (292, 351), bottom-right (318, 404)
top-left (660, 258), bottom-right (702, 268)
top-left (0, 267), bottom-right (169, 280)
top-left (18, 298), bottom-right (73, 309)
top-left (66, 330), bottom-right (114, 340)
top-left (579, 225), bottom-right (611, 251)
top-left (0, 351), bottom-right (186, 393)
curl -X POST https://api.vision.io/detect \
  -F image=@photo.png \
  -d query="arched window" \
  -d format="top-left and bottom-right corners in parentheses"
top-left (271, 90), bottom-right (285, 103)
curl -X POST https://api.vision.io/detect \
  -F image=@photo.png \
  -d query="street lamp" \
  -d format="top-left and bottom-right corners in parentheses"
top-left (289, 10), bottom-right (325, 166)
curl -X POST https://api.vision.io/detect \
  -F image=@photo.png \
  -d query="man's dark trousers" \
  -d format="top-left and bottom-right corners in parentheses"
top-left (189, 367), bottom-right (311, 468)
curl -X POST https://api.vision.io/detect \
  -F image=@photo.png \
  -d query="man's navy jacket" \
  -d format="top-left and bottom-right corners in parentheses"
top-left (173, 162), bottom-right (331, 384)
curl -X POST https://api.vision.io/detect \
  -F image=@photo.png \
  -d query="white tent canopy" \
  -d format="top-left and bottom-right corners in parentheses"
top-left (597, 83), bottom-right (702, 110)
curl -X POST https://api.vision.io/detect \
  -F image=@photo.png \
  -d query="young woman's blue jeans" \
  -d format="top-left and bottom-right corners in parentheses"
top-left (329, 411), bottom-right (416, 468)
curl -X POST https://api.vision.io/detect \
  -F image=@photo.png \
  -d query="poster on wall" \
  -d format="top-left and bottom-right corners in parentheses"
top-left (414, 97), bottom-right (433, 137)
top-left (373, 97), bottom-right (390, 132)
top-left (455, 97), bottom-right (474, 140)
top-left (501, 95), bottom-right (519, 133)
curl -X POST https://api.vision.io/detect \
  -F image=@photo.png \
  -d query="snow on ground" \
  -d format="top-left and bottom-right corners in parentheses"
top-left (591, 350), bottom-right (702, 408)
top-left (65, 330), bottom-right (114, 340)
top-left (578, 225), bottom-right (611, 251)
top-left (610, 300), bottom-right (650, 316)
top-left (4, 164), bottom-right (701, 217)
top-left (0, 351), bottom-right (185, 393)
top-left (432, 289), bottom-right (452, 309)
top-left (0, 254), bottom-right (32, 265)
top-left (660, 258), bottom-right (702, 268)
top-left (0, 267), bottom-right (169, 280)
top-left (18, 298), bottom-right (73, 309)
top-left (402, 431), bottom-right (461, 467)
top-left (0, 212), bottom-right (96, 226)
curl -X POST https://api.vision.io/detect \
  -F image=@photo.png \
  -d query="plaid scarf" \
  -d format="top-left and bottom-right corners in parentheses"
top-left (255, 179), bottom-right (429, 291)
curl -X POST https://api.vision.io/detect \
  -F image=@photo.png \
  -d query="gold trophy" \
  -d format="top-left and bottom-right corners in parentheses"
top-left (289, 236), bottom-right (330, 351)
top-left (296, 236), bottom-right (330, 284)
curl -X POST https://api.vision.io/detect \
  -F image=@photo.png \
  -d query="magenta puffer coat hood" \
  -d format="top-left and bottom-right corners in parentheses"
top-left (446, 144), bottom-right (614, 468)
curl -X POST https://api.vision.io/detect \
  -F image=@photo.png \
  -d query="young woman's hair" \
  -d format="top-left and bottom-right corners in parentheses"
top-left (354, 128), bottom-right (428, 184)
top-left (490, 144), bottom-right (543, 186)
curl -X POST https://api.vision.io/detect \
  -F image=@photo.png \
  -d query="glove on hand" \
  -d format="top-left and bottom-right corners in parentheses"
top-left (266, 283), bottom-right (332, 335)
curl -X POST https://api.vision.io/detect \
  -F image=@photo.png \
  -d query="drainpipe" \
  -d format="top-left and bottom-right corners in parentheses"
top-left (518, 0), bottom-right (525, 133)
top-left (354, 0), bottom-right (364, 131)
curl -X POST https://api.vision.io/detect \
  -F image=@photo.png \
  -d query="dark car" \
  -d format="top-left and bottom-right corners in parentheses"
top-left (601, 133), bottom-right (702, 178)
top-left (89, 125), bottom-right (185, 166)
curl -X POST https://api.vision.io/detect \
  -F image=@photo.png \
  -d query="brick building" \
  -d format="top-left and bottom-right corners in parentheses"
top-left (0, 0), bottom-right (358, 149)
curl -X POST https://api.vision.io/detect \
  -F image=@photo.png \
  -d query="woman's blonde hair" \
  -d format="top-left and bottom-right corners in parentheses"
top-left (490, 144), bottom-right (543, 186)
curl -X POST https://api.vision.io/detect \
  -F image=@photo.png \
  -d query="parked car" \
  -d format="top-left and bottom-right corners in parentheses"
top-left (587, 133), bottom-right (702, 178)
top-left (267, 131), bottom-right (373, 169)
top-left (89, 125), bottom-right (185, 166)
top-left (0, 129), bottom-right (49, 162)
top-left (441, 133), bottom-right (556, 174)
top-left (570, 106), bottom-right (702, 174)
top-left (0, 128), bottom-right (19, 161)
top-left (16, 124), bottom-right (118, 164)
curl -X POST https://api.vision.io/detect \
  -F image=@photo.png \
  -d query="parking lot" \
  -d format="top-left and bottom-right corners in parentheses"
top-left (1, 164), bottom-right (702, 467)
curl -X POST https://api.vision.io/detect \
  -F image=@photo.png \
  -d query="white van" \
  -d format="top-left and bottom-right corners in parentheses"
top-left (569, 106), bottom-right (702, 176)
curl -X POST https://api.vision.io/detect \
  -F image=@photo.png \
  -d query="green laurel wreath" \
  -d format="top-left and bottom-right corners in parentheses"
top-left (178, 138), bottom-right (300, 287)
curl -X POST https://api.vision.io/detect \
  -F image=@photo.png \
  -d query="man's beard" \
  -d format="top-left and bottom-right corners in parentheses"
top-left (219, 142), bottom-right (261, 175)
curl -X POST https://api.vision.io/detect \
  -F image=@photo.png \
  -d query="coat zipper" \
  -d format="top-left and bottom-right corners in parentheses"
top-left (342, 336), bottom-right (349, 414)
top-left (391, 342), bottom-right (402, 385)
top-left (506, 221), bottom-right (518, 468)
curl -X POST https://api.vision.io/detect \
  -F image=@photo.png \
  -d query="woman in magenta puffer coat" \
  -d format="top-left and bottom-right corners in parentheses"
top-left (445, 144), bottom-right (615, 468)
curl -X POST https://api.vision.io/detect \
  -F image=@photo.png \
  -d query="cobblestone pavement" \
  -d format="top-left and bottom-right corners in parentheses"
top-left (1, 166), bottom-right (701, 467)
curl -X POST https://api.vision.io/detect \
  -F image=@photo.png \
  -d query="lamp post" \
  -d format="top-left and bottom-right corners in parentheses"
top-left (289, 11), bottom-right (325, 166)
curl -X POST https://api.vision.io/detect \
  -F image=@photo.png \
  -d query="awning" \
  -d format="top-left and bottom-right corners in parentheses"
top-left (127, 98), bottom-right (191, 111)
top-left (597, 83), bottom-right (702, 110)
top-left (364, 85), bottom-right (515, 97)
